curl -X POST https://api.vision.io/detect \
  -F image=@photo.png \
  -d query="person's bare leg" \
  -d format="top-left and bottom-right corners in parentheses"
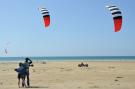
top-left (18, 79), bottom-right (20, 88)
top-left (22, 78), bottom-right (26, 87)
top-left (26, 74), bottom-right (30, 87)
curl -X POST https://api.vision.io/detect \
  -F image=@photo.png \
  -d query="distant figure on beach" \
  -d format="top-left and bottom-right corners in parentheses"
top-left (78, 62), bottom-right (84, 67)
top-left (23, 57), bottom-right (33, 87)
top-left (15, 62), bottom-right (26, 88)
top-left (78, 62), bottom-right (88, 67)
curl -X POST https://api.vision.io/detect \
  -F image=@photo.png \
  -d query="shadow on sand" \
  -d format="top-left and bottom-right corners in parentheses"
top-left (27, 86), bottom-right (49, 88)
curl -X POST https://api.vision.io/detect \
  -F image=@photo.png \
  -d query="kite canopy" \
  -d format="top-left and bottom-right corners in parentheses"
top-left (106, 5), bottom-right (122, 32)
top-left (39, 7), bottom-right (50, 28)
top-left (4, 48), bottom-right (7, 54)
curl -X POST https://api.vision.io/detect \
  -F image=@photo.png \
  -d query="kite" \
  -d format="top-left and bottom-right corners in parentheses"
top-left (4, 48), bottom-right (7, 54)
top-left (39, 7), bottom-right (50, 28)
top-left (106, 5), bottom-right (122, 32)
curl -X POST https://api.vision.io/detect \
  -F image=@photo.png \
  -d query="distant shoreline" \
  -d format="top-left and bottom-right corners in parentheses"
top-left (0, 56), bottom-right (135, 62)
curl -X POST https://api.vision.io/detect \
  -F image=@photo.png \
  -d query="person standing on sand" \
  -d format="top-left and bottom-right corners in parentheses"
top-left (15, 62), bottom-right (26, 88)
top-left (23, 57), bottom-right (33, 87)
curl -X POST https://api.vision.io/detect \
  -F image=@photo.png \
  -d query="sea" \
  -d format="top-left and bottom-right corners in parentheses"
top-left (0, 56), bottom-right (135, 62)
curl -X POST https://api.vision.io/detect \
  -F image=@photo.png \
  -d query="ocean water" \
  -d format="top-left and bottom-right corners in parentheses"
top-left (0, 56), bottom-right (135, 62)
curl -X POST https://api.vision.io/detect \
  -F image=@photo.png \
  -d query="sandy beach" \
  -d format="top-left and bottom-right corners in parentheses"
top-left (0, 61), bottom-right (135, 89)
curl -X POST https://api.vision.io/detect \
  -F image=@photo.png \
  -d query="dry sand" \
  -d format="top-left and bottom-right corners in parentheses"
top-left (0, 61), bottom-right (135, 89)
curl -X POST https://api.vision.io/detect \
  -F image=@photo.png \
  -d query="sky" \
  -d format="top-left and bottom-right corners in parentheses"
top-left (0, 0), bottom-right (135, 57)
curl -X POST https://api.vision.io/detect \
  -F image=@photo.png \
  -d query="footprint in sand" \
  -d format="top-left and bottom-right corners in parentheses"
top-left (89, 85), bottom-right (99, 88)
top-left (114, 76), bottom-right (124, 82)
top-left (114, 79), bottom-right (119, 81)
top-left (108, 66), bottom-right (115, 69)
top-left (66, 69), bottom-right (72, 71)
top-left (60, 68), bottom-right (64, 69)
top-left (116, 76), bottom-right (123, 78)
top-left (32, 69), bottom-right (36, 72)
top-left (117, 84), bottom-right (120, 85)
top-left (77, 86), bottom-right (81, 88)
top-left (0, 82), bottom-right (3, 85)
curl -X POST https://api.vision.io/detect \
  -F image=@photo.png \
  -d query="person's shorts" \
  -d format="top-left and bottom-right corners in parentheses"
top-left (18, 74), bottom-right (26, 79)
